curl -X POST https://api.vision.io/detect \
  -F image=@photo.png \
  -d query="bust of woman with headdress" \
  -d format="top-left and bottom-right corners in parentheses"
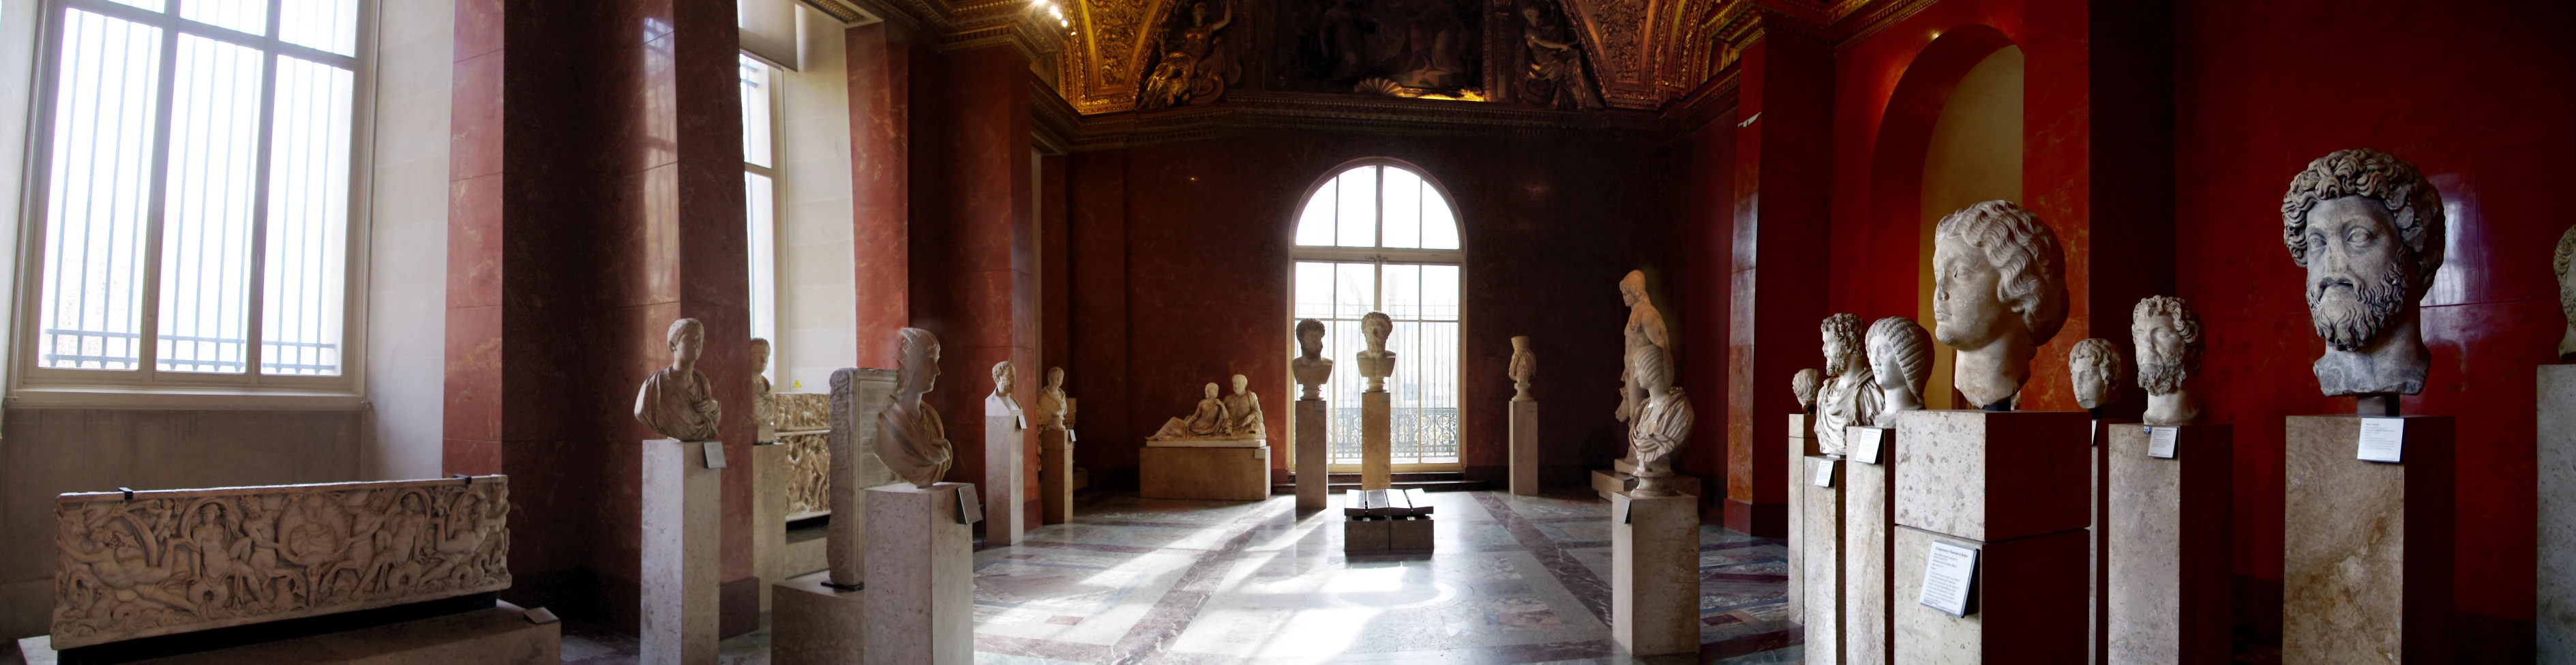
top-left (877, 327), bottom-right (953, 487)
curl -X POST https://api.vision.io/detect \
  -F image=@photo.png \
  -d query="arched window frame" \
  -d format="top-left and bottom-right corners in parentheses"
top-left (1287, 158), bottom-right (1466, 473)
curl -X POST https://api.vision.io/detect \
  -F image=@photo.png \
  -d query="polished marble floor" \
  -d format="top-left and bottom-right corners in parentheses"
top-left (562, 488), bottom-right (1801, 664)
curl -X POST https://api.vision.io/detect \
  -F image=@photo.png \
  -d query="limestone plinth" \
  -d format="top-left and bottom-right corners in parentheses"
top-left (1141, 445), bottom-right (1270, 501)
top-left (1613, 491), bottom-right (1698, 656)
top-left (1511, 398), bottom-right (1540, 495)
top-left (865, 483), bottom-right (976, 665)
top-left (1789, 413), bottom-right (1814, 624)
top-left (2283, 415), bottom-right (2454, 664)
top-left (16, 601), bottom-right (560, 665)
top-left (1040, 428), bottom-right (1075, 524)
top-left (1803, 455), bottom-right (1844, 665)
top-left (753, 443), bottom-right (789, 610)
top-left (1843, 426), bottom-right (1895, 665)
top-left (2106, 423), bottom-right (2232, 665)
top-left (2086, 418), bottom-right (2135, 665)
top-left (1893, 410), bottom-right (2091, 542)
top-left (985, 408), bottom-right (1025, 546)
top-left (828, 368), bottom-right (901, 587)
top-left (1591, 469), bottom-right (1698, 500)
top-left (1892, 525), bottom-right (2088, 664)
top-left (770, 572), bottom-right (865, 665)
top-left (642, 439), bottom-right (721, 665)
top-left (1296, 399), bottom-right (1329, 509)
top-left (2544, 365), bottom-right (2576, 661)
top-left (1362, 391), bottom-right (1392, 489)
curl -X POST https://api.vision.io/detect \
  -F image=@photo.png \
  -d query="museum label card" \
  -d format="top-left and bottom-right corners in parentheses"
top-left (2356, 417), bottom-right (2405, 462)
top-left (1617, 497), bottom-right (1634, 524)
top-left (1812, 458), bottom-right (1837, 487)
top-left (2147, 426), bottom-right (2178, 459)
top-left (1917, 540), bottom-right (1980, 617)
top-left (702, 441), bottom-right (728, 469)
top-left (955, 487), bottom-right (984, 525)
top-left (1851, 427), bottom-right (1886, 464)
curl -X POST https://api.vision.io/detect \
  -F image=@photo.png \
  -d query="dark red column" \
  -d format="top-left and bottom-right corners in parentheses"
top-left (1723, 24), bottom-right (1834, 537)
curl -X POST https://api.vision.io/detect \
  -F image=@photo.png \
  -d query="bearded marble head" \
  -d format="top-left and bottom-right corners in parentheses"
top-left (1361, 312), bottom-right (1392, 353)
top-left (1821, 314), bottom-right (1866, 378)
top-left (1296, 319), bottom-right (1328, 359)
top-left (2067, 338), bottom-right (2124, 410)
top-left (2281, 149), bottom-right (2444, 355)
top-left (2130, 296), bottom-right (2202, 397)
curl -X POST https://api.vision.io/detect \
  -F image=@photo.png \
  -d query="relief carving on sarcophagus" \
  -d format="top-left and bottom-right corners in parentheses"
top-left (776, 392), bottom-right (833, 520)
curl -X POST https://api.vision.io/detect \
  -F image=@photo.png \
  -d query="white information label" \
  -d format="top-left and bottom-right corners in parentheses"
top-left (1812, 458), bottom-right (1837, 487)
top-left (2356, 417), bottom-right (2406, 462)
top-left (1917, 540), bottom-right (1980, 617)
top-left (2147, 426), bottom-right (2178, 459)
top-left (702, 441), bottom-right (728, 469)
top-left (1851, 427), bottom-right (1887, 464)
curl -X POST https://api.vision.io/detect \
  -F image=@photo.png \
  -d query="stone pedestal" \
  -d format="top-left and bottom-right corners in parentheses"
top-left (2104, 423), bottom-right (2232, 665)
top-left (1141, 445), bottom-right (1271, 501)
top-left (14, 601), bottom-right (561, 665)
top-left (2283, 415), bottom-right (2454, 665)
top-left (642, 439), bottom-right (721, 665)
top-left (771, 572), bottom-right (866, 665)
top-left (1893, 525), bottom-right (2090, 664)
top-left (1889, 410), bottom-right (2091, 664)
top-left (1613, 491), bottom-right (1699, 656)
top-left (865, 483), bottom-right (976, 665)
top-left (2086, 418), bottom-right (2133, 665)
top-left (1298, 398), bottom-right (1330, 509)
top-left (1789, 413), bottom-right (1816, 624)
top-left (1591, 468), bottom-right (1698, 500)
top-left (1843, 426), bottom-right (1894, 665)
top-left (2545, 366), bottom-right (2576, 662)
top-left (829, 368), bottom-right (901, 587)
top-left (753, 443), bottom-right (790, 610)
top-left (1803, 455), bottom-right (1844, 665)
top-left (1511, 398), bottom-right (1539, 496)
top-left (1040, 428), bottom-right (1075, 524)
top-left (1362, 391), bottom-right (1392, 490)
top-left (985, 402), bottom-right (1025, 546)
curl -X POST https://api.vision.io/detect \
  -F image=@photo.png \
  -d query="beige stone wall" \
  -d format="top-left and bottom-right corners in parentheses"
top-left (363, 0), bottom-right (460, 482)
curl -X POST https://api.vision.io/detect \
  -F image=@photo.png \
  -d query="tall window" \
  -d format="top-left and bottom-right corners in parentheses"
top-left (26, 0), bottom-right (361, 383)
top-left (740, 53), bottom-right (777, 383)
top-left (1290, 163), bottom-right (1463, 469)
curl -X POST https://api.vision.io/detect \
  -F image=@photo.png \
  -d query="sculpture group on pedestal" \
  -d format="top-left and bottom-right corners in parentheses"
top-left (1150, 375), bottom-right (1265, 441)
top-left (2132, 295), bottom-right (2205, 426)
top-left (1931, 201), bottom-right (2070, 409)
top-left (1815, 313), bottom-right (1880, 456)
top-left (880, 327), bottom-right (955, 488)
top-left (635, 318), bottom-right (721, 441)
top-left (1866, 317), bottom-right (1931, 424)
top-left (2279, 148), bottom-right (2444, 404)
top-left (1617, 270), bottom-right (1675, 466)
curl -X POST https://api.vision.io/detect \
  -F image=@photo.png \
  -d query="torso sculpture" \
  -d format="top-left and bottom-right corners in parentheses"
top-left (1930, 201), bottom-right (2069, 409)
top-left (989, 360), bottom-right (1025, 424)
top-left (1866, 317), bottom-right (1931, 425)
top-left (2281, 149), bottom-right (2444, 401)
top-left (2132, 295), bottom-right (2206, 425)
top-left (1036, 367), bottom-right (1073, 433)
top-left (1292, 319), bottom-right (1335, 398)
top-left (635, 319), bottom-right (721, 441)
top-left (1508, 336), bottom-right (1536, 400)
top-left (877, 327), bottom-right (954, 487)
top-left (1358, 312), bottom-right (1396, 391)
top-left (1814, 313), bottom-right (1880, 456)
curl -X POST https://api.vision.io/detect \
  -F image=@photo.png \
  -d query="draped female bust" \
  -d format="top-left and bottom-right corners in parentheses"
top-left (876, 327), bottom-right (953, 488)
top-left (634, 318), bottom-right (721, 441)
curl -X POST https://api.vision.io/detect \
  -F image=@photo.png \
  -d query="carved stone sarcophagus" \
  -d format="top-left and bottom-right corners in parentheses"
top-left (49, 475), bottom-right (513, 649)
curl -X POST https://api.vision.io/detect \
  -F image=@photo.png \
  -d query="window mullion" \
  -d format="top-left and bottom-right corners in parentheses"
top-left (135, 10), bottom-right (183, 377)
top-left (242, 1), bottom-right (282, 379)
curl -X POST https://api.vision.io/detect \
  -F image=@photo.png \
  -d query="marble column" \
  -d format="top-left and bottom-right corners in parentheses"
top-left (2282, 415), bottom-right (2453, 664)
top-left (1362, 391), bottom-right (1392, 490)
top-left (642, 439), bottom-right (721, 665)
top-left (1298, 398), bottom-right (1330, 509)
top-left (1040, 428), bottom-right (1075, 524)
top-left (2106, 424), bottom-right (2232, 664)
top-left (1803, 455), bottom-right (1844, 665)
top-left (1510, 397), bottom-right (1539, 496)
top-left (865, 483), bottom-right (977, 665)
top-left (1722, 30), bottom-right (1835, 538)
top-left (985, 398), bottom-right (1025, 546)
top-left (1891, 410), bottom-right (2091, 663)
top-left (1842, 426), bottom-right (1895, 665)
top-left (1613, 491), bottom-right (1699, 656)
top-left (2544, 365), bottom-right (2576, 662)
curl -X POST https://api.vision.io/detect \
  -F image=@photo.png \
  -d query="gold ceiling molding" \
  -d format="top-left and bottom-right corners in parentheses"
top-left (1060, 0), bottom-right (1174, 114)
top-left (842, 0), bottom-right (1068, 61)
top-left (1058, 90), bottom-right (1670, 150)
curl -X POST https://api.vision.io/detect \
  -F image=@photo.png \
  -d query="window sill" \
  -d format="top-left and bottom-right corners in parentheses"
top-left (8, 385), bottom-right (364, 410)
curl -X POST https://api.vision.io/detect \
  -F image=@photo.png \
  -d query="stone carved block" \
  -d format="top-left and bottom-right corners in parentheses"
top-left (776, 393), bottom-right (830, 432)
top-left (50, 476), bottom-right (513, 649)
top-left (781, 431), bottom-right (832, 520)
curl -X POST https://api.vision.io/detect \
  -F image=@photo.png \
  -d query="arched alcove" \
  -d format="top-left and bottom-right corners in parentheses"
top-left (1915, 45), bottom-right (2024, 409)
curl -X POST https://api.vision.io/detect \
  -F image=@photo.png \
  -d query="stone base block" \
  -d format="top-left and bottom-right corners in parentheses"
top-left (1894, 410), bottom-right (2091, 542)
top-left (2283, 415), bottom-right (2453, 665)
top-left (770, 572), bottom-right (865, 665)
top-left (1843, 428), bottom-right (1896, 665)
top-left (642, 439), bottom-right (721, 665)
top-left (1613, 492), bottom-right (1699, 656)
top-left (1363, 391), bottom-right (1392, 489)
top-left (1141, 445), bottom-right (1271, 501)
top-left (1040, 432), bottom-right (1075, 524)
top-left (1591, 469), bottom-right (1698, 501)
top-left (1389, 516), bottom-right (1434, 550)
top-left (865, 483), bottom-right (976, 665)
top-left (1511, 399), bottom-right (1539, 496)
top-left (2107, 424), bottom-right (2232, 665)
top-left (1893, 526), bottom-right (2088, 664)
top-left (2541, 365), bottom-right (2576, 662)
top-left (14, 602), bottom-right (560, 665)
top-left (1803, 456), bottom-right (1844, 665)
top-left (2087, 419), bottom-right (2133, 665)
top-left (754, 443), bottom-right (790, 610)
top-left (1789, 417), bottom-right (1810, 625)
top-left (1344, 517), bottom-right (1389, 552)
top-left (1298, 400), bottom-right (1329, 509)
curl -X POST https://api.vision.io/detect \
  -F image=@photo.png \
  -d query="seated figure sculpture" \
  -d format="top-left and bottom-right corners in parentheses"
top-left (1223, 374), bottom-right (1264, 437)
top-left (1150, 383), bottom-right (1233, 440)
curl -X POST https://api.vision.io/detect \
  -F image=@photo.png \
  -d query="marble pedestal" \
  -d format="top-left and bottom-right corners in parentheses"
top-left (1343, 516), bottom-right (1435, 552)
top-left (642, 439), bottom-right (720, 665)
top-left (14, 601), bottom-right (560, 665)
top-left (985, 407), bottom-right (1025, 546)
top-left (1511, 398), bottom-right (1539, 496)
top-left (1141, 445), bottom-right (1271, 501)
top-left (829, 368), bottom-right (901, 587)
top-left (1613, 491), bottom-right (1700, 656)
top-left (2105, 424), bottom-right (2232, 665)
top-left (1040, 429), bottom-right (1075, 524)
top-left (865, 483), bottom-right (976, 665)
top-left (2086, 419), bottom-right (2134, 665)
top-left (1788, 414), bottom-right (1816, 624)
top-left (2283, 415), bottom-right (2454, 664)
top-left (2545, 366), bottom-right (2576, 661)
top-left (771, 572), bottom-right (865, 665)
top-left (753, 443), bottom-right (790, 610)
top-left (1842, 426), bottom-right (1895, 665)
top-left (1803, 455), bottom-right (1845, 665)
top-left (1893, 526), bottom-right (2090, 664)
top-left (1591, 467), bottom-right (1699, 500)
top-left (1890, 410), bottom-right (2091, 664)
top-left (1363, 391), bottom-right (1392, 490)
top-left (1298, 399), bottom-right (1329, 509)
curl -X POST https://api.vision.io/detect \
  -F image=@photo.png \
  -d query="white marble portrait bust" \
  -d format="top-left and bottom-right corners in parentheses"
top-left (1036, 367), bottom-right (1073, 432)
top-left (751, 337), bottom-right (775, 442)
top-left (1624, 342), bottom-right (1693, 497)
top-left (1791, 368), bottom-right (1821, 414)
top-left (1224, 374), bottom-right (1264, 437)
top-left (634, 318), bottom-right (721, 441)
top-left (1357, 312), bottom-right (1396, 391)
top-left (2556, 225), bottom-right (2575, 361)
top-left (1151, 382), bottom-right (1232, 440)
top-left (2131, 296), bottom-right (2206, 426)
top-left (877, 327), bottom-right (953, 488)
top-left (2067, 338), bottom-right (2125, 415)
top-left (1814, 314), bottom-right (1880, 456)
top-left (2280, 148), bottom-right (2445, 398)
top-left (1932, 201), bottom-right (2069, 410)
top-left (1508, 336), bottom-right (1536, 400)
top-left (989, 361), bottom-right (1024, 421)
top-left (1866, 317), bottom-right (1931, 425)
top-left (1292, 319), bottom-right (1334, 398)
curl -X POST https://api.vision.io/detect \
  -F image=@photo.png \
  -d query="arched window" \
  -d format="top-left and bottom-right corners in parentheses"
top-left (1290, 162), bottom-right (1463, 470)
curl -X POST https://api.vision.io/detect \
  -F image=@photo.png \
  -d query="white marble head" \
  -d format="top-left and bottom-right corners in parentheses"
top-left (896, 327), bottom-right (942, 396)
top-left (2556, 225), bottom-right (2576, 360)
top-left (1202, 382), bottom-right (1220, 399)
top-left (1362, 312), bottom-right (1393, 353)
top-left (750, 337), bottom-right (770, 373)
top-left (1821, 314), bottom-right (1866, 378)
top-left (1932, 201), bottom-right (2068, 408)
top-left (1791, 368), bottom-right (1821, 411)
top-left (1047, 366), bottom-right (1066, 388)
top-left (1867, 317), bottom-right (1932, 413)
top-left (1619, 270), bottom-right (1647, 308)
top-left (1231, 374), bottom-right (1250, 394)
top-left (2130, 296), bottom-right (2202, 396)
top-left (991, 361), bottom-right (1015, 397)
top-left (2281, 149), bottom-right (2444, 396)
top-left (667, 319), bottom-right (706, 368)
top-left (1296, 319), bottom-right (1328, 359)
top-left (2067, 338), bottom-right (2123, 410)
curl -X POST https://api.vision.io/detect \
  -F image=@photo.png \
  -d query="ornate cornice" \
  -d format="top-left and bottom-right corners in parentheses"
top-left (1058, 90), bottom-right (1668, 151)
top-left (842, 0), bottom-right (1068, 62)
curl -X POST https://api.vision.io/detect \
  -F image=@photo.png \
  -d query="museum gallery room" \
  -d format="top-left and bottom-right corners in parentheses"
top-left (4, 0), bottom-right (2576, 662)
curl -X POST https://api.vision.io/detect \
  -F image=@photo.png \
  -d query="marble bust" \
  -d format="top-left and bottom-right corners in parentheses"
top-left (2131, 296), bottom-right (2206, 426)
top-left (1866, 317), bottom-right (1932, 425)
top-left (2279, 148), bottom-right (2445, 398)
top-left (2067, 338), bottom-right (2125, 415)
top-left (1508, 336), bottom-right (1536, 400)
top-left (1223, 374), bottom-right (1264, 437)
top-left (1814, 314), bottom-right (1880, 456)
top-left (1624, 342), bottom-right (1694, 497)
top-left (1357, 312), bottom-right (1396, 391)
top-left (1150, 383), bottom-right (1232, 440)
top-left (1291, 319), bottom-right (1334, 398)
top-left (989, 361), bottom-right (1025, 423)
top-left (1617, 269), bottom-right (1673, 429)
top-left (1791, 368), bottom-right (1821, 414)
top-left (751, 338), bottom-right (775, 442)
top-left (877, 327), bottom-right (954, 488)
top-left (2556, 225), bottom-right (2575, 361)
top-left (634, 318), bottom-right (721, 441)
top-left (1036, 367), bottom-right (1073, 432)
top-left (1932, 201), bottom-right (2069, 410)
